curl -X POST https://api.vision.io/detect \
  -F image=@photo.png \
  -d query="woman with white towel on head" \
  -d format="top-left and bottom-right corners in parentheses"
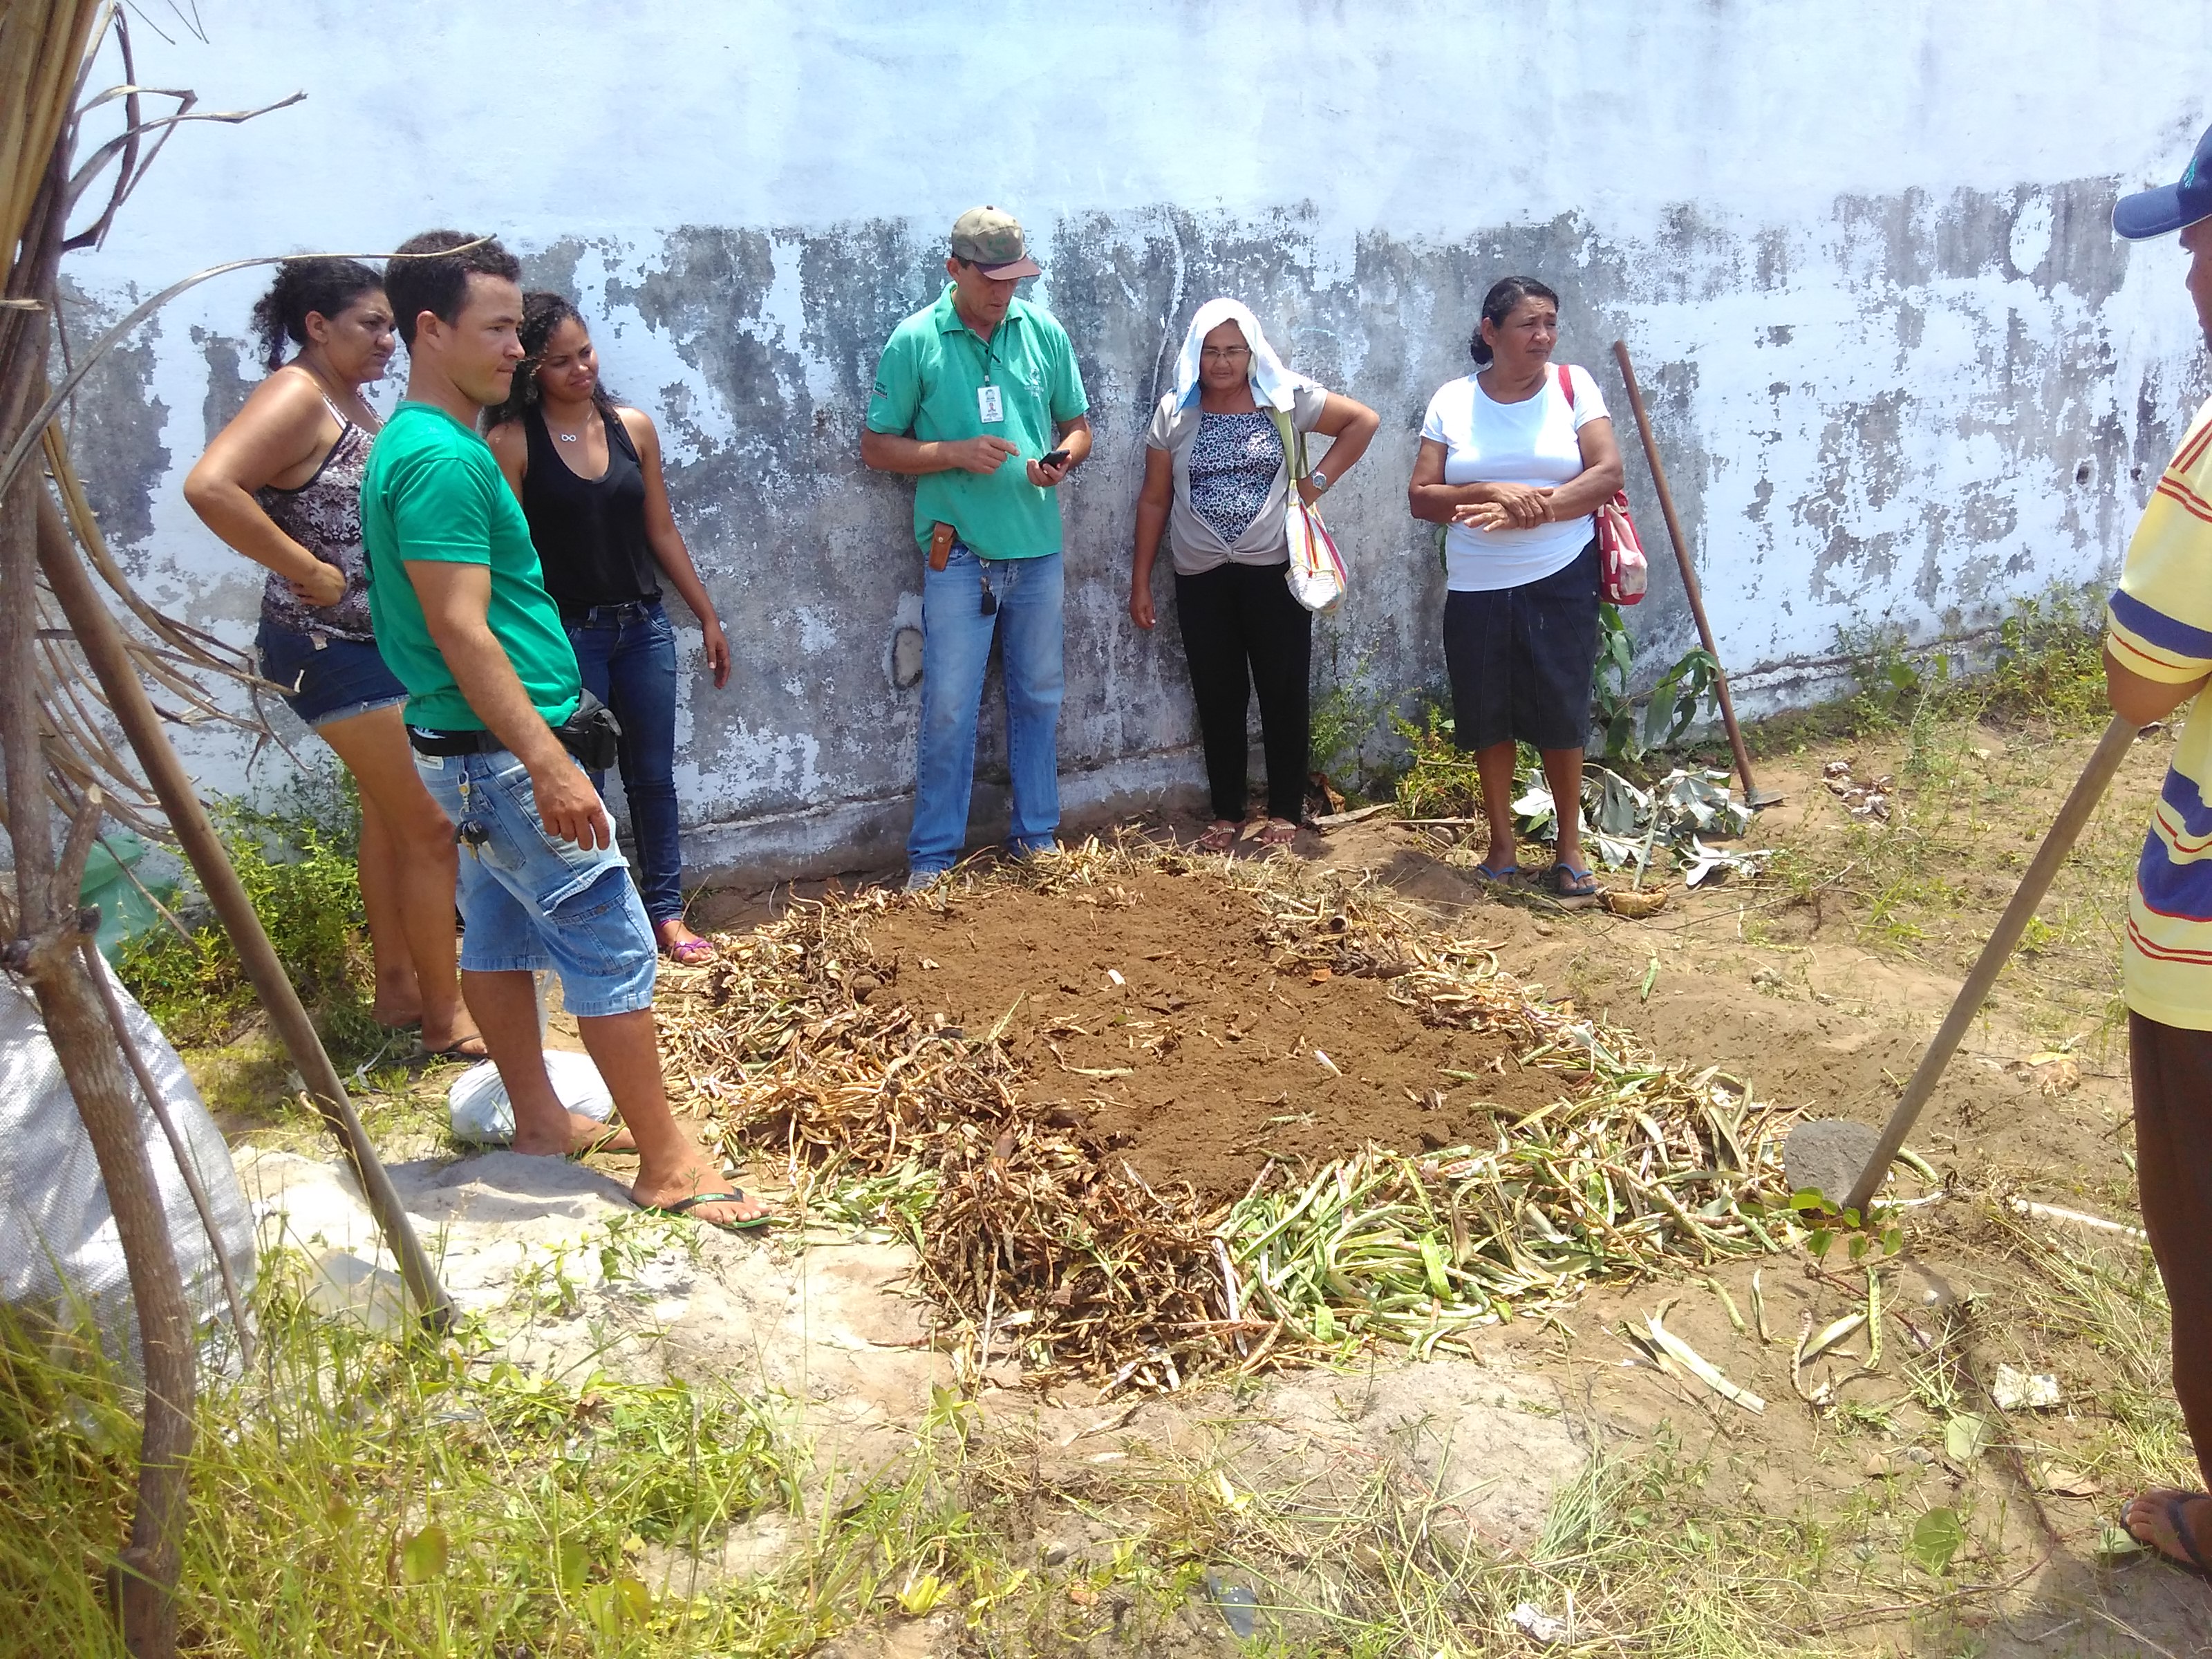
top-left (1129, 300), bottom-right (1379, 850)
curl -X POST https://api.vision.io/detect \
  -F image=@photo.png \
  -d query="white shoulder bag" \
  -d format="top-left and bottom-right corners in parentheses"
top-left (1267, 408), bottom-right (1347, 615)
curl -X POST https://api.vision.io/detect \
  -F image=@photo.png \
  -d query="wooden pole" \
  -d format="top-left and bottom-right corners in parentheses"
top-left (2, 132), bottom-right (190, 1659)
top-left (37, 489), bottom-right (454, 1332)
top-left (1838, 715), bottom-right (2138, 1213)
top-left (1609, 340), bottom-right (1777, 807)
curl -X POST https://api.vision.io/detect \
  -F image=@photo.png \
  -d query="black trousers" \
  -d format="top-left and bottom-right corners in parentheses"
top-left (2130, 1011), bottom-right (2212, 1491)
top-left (1174, 559), bottom-right (1311, 823)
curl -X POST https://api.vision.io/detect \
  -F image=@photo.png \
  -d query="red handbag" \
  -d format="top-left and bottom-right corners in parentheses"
top-left (1559, 365), bottom-right (1647, 606)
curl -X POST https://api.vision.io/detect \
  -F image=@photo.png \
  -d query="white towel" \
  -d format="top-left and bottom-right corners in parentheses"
top-left (1171, 297), bottom-right (1312, 413)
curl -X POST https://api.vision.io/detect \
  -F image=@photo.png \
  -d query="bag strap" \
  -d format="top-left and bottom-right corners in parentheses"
top-left (1266, 406), bottom-right (1309, 481)
top-left (1557, 364), bottom-right (1574, 406)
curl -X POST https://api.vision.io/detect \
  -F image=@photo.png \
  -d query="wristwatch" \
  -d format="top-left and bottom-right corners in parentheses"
top-left (1309, 469), bottom-right (1331, 494)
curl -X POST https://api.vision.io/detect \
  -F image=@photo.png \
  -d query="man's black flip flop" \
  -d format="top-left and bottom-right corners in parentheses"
top-left (2125, 1490), bottom-right (2212, 1577)
top-left (635, 1191), bottom-right (774, 1232)
top-left (416, 1038), bottom-right (491, 1063)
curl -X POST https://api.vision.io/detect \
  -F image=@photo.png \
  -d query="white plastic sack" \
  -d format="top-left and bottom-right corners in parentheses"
top-left (0, 958), bottom-right (255, 1371)
top-left (447, 1050), bottom-right (615, 1145)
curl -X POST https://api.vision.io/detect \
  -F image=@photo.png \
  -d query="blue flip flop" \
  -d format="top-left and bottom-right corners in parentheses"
top-left (1472, 862), bottom-right (1522, 885)
top-left (1544, 863), bottom-right (1599, 900)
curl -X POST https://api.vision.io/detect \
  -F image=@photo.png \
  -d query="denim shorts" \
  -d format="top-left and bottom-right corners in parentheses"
top-left (256, 618), bottom-right (409, 730)
top-left (412, 746), bottom-right (657, 1018)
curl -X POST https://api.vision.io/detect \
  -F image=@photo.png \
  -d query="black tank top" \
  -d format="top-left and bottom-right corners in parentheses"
top-left (520, 402), bottom-right (661, 612)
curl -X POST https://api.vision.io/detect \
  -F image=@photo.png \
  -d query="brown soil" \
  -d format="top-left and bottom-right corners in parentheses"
top-left (855, 870), bottom-right (1562, 1203)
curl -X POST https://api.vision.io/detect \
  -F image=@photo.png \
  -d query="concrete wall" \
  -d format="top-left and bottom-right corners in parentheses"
top-left (57, 1), bottom-right (2212, 881)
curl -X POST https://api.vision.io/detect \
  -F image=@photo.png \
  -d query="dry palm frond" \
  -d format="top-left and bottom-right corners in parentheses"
top-left (0, 6), bottom-right (285, 852)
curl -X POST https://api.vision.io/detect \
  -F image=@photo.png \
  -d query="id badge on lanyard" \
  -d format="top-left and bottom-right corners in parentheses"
top-left (977, 384), bottom-right (1004, 424)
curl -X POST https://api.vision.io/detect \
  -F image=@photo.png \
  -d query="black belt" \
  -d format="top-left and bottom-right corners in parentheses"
top-left (410, 689), bottom-right (622, 770)
top-left (409, 726), bottom-right (508, 758)
top-left (561, 598), bottom-right (660, 625)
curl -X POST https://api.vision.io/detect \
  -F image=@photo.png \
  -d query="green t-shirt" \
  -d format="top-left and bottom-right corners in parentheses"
top-left (361, 402), bottom-right (581, 732)
top-left (865, 285), bottom-right (1089, 560)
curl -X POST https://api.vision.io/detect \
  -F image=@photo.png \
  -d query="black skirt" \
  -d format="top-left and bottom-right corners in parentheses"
top-left (1442, 538), bottom-right (1600, 752)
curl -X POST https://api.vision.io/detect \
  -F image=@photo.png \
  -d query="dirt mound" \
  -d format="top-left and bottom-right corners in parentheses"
top-left (857, 870), bottom-right (1561, 1202)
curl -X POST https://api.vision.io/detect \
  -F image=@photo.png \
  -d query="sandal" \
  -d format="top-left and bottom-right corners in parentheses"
top-left (1256, 819), bottom-right (1299, 847)
top-left (657, 927), bottom-right (717, 967)
top-left (1542, 863), bottom-right (1600, 901)
top-left (1472, 862), bottom-right (1522, 885)
top-left (415, 1034), bottom-right (490, 1063)
top-left (2124, 1490), bottom-right (2212, 1577)
top-left (634, 1190), bottom-right (774, 1233)
top-left (1195, 821), bottom-right (1240, 853)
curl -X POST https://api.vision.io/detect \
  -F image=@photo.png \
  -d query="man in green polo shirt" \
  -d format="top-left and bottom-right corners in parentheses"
top-left (861, 205), bottom-right (1092, 887)
top-left (362, 229), bottom-right (762, 1230)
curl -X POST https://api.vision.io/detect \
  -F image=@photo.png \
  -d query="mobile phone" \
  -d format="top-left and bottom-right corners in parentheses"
top-left (1040, 448), bottom-right (1071, 469)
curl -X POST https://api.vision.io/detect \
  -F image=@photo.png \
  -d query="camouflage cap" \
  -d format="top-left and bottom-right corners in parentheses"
top-left (949, 205), bottom-right (1042, 279)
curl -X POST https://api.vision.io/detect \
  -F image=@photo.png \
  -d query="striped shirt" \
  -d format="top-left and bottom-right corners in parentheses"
top-left (2108, 395), bottom-right (2212, 1030)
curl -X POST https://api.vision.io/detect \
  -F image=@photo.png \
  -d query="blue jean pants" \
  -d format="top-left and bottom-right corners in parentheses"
top-left (908, 547), bottom-right (1065, 874)
top-left (412, 746), bottom-right (657, 1018)
top-left (565, 599), bottom-right (683, 927)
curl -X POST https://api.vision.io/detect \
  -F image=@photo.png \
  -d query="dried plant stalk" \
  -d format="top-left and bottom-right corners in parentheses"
top-left (664, 838), bottom-right (1800, 1390)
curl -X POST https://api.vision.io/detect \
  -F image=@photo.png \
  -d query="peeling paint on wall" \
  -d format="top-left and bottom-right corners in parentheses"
top-left (50, 1), bottom-right (2212, 882)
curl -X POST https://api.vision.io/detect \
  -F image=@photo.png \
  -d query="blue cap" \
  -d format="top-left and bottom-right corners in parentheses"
top-left (2115, 123), bottom-right (2212, 239)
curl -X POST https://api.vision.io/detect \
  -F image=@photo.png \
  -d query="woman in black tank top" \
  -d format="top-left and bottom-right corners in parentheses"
top-left (488, 294), bottom-right (731, 966)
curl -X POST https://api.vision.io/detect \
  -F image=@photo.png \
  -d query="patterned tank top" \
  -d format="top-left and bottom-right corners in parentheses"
top-left (254, 398), bottom-right (377, 642)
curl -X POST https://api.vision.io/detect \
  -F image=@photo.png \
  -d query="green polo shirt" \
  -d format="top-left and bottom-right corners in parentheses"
top-left (361, 401), bottom-right (581, 732)
top-left (865, 285), bottom-right (1089, 560)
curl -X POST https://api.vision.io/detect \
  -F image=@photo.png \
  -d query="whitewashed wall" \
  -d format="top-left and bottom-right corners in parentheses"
top-left (57, 0), bottom-right (2212, 879)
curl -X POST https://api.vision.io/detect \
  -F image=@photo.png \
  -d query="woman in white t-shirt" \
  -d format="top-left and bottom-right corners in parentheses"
top-left (1408, 276), bottom-right (1624, 901)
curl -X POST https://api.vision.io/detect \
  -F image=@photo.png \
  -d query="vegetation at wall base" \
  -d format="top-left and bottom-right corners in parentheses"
top-left (1756, 584), bottom-right (2112, 755)
top-left (1308, 650), bottom-right (1394, 800)
top-left (1591, 604), bottom-right (1725, 765)
top-left (115, 776), bottom-right (378, 1057)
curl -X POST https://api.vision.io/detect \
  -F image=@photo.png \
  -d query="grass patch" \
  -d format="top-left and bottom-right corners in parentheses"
top-left (0, 1264), bottom-right (970, 1657)
top-left (1727, 588), bottom-right (2148, 1040)
top-left (4, 1202), bottom-right (2188, 1653)
top-left (116, 775), bottom-right (383, 1062)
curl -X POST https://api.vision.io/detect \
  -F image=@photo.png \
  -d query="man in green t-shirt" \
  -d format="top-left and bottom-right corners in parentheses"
top-left (862, 206), bottom-right (1092, 888)
top-left (363, 230), bottom-right (762, 1230)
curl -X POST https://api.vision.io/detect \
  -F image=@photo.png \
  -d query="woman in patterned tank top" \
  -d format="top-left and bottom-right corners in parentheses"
top-left (185, 259), bottom-right (485, 1060)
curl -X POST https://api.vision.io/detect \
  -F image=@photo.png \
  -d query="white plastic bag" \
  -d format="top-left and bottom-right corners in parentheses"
top-left (0, 960), bottom-right (254, 1371)
top-left (447, 1050), bottom-right (615, 1145)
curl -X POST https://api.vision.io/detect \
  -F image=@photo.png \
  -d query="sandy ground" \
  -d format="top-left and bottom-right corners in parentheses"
top-left (221, 718), bottom-right (2212, 1653)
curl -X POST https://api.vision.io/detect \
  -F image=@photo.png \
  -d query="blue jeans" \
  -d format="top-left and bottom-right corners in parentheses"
top-left (413, 747), bottom-right (657, 1018)
top-left (908, 547), bottom-right (1064, 874)
top-left (565, 600), bottom-right (683, 928)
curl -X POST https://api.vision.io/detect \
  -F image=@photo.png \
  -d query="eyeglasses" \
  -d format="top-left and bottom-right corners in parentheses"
top-left (1200, 346), bottom-right (1252, 362)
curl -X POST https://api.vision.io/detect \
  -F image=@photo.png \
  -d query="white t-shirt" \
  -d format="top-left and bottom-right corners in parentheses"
top-left (1420, 364), bottom-right (1607, 592)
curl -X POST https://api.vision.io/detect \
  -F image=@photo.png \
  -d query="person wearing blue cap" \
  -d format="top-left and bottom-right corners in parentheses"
top-left (2106, 122), bottom-right (2212, 1576)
